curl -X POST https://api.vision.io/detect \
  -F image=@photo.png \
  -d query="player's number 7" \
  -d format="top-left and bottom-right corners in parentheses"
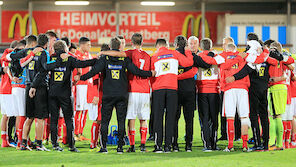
top-left (139, 59), bottom-right (145, 70)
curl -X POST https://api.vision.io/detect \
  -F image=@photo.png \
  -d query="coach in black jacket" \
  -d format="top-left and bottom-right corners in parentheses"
top-left (75, 37), bottom-right (155, 154)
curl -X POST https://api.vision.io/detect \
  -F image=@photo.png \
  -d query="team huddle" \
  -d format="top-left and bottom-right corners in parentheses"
top-left (0, 30), bottom-right (296, 154)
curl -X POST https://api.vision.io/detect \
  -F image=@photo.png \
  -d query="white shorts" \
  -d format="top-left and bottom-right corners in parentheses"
top-left (292, 98), bottom-right (296, 117)
top-left (88, 103), bottom-right (98, 121)
top-left (1, 94), bottom-right (14, 116)
top-left (76, 85), bottom-right (88, 111)
top-left (126, 92), bottom-right (150, 120)
top-left (11, 87), bottom-right (26, 116)
top-left (282, 103), bottom-right (294, 120)
top-left (222, 89), bottom-right (250, 118)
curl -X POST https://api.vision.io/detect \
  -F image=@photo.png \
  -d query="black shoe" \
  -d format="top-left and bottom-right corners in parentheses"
top-left (117, 146), bottom-right (124, 154)
top-left (185, 145), bottom-right (192, 152)
top-left (126, 145), bottom-right (135, 152)
top-left (147, 135), bottom-right (155, 141)
top-left (53, 146), bottom-right (64, 152)
top-left (218, 136), bottom-right (227, 141)
top-left (173, 144), bottom-right (179, 152)
top-left (140, 144), bottom-right (146, 152)
top-left (164, 146), bottom-right (171, 153)
top-left (153, 145), bottom-right (163, 153)
top-left (98, 147), bottom-right (108, 153)
top-left (69, 147), bottom-right (80, 152)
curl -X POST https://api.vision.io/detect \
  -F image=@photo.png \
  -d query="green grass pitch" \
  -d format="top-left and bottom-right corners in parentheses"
top-left (1, 112), bottom-right (296, 167)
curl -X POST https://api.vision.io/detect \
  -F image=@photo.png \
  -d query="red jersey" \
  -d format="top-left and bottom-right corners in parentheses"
top-left (0, 48), bottom-right (13, 94)
top-left (291, 71), bottom-right (296, 98)
top-left (268, 56), bottom-right (294, 86)
top-left (150, 47), bottom-right (193, 91)
top-left (75, 49), bottom-right (92, 85)
top-left (220, 51), bottom-right (250, 92)
top-left (87, 74), bottom-right (100, 103)
top-left (126, 49), bottom-right (151, 94)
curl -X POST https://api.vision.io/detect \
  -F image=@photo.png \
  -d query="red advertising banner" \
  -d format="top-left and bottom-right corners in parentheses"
top-left (2, 10), bottom-right (223, 44)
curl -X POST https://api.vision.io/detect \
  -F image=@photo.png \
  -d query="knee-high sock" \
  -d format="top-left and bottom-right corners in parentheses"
top-left (91, 122), bottom-right (98, 147)
top-left (58, 117), bottom-right (63, 138)
top-left (286, 121), bottom-right (292, 144)
top-left (275, 117), bottom-right (284, 148)
top-left (43, 118), bottom-right (50, 140)
top-left (140, 127), bottom-right (148, 144)
top-left (227, 119), bottom-right (235, 149)
top-left (17, 116), bottom-right (26, 147)
top-left (242, 134), bottom-right (248, 148)
top-left (74, 111), bottom-right (81, 135)
top-left (283, 121), bottom-right (287, 143)
top-left (62, 118), bottom-right (67, 144)
top-left (269, 117), bottom-right (276, 146)
top-left (128, 130), bottom-right (136, 146)
top-left (79, 110), bottom-right (88, 135)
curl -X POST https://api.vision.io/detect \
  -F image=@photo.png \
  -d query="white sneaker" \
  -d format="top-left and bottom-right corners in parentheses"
top-left (223, 147), bottom-right (234, 152)
top-left (36, 145), bottom-right (51, 151)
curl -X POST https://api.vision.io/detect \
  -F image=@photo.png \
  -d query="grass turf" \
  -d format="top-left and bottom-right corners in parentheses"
top-left (1, 112), bottom-right (296, 167)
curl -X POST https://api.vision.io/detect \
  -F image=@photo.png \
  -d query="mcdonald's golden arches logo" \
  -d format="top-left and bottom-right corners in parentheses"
top-left (8, 13), bottom-right (38, 39)
top-left (182, 14), bottom-right (210, 39)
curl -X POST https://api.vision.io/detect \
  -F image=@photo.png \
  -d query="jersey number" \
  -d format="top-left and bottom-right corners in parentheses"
top-left (111, 70), bottom-right (120, 80)
top-left (139, 59), bottom-right (145, 70)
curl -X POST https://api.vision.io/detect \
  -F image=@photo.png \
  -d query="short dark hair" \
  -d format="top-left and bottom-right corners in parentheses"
top-left (155, 38), bottom-right (167, 47)
top-left (61, 37), bottom-right (71, 47)
top-left (110, 37), bottom-right (121, 50)
top-left (46, 30), bottom-right (58, 38)
top-left (131, 33), bottom-right (142, 46)
top-left (247, 33), bottom-right (258, 41)
top-left (264, 39), bottom-right (275, 48)
top-left (200, 38), bottom-right (212, 51)
top-left (53, 40), bottom-right (67, 52)
top-left (174, 35), bottom-right (187, 48)
top-left (19, 39), bottom-right (27, 46)
top-left (26, 35), bottom-right (37, 45)
top-left (117, 35), bottom-right (124, 40)
top-left (69, 42), bottom-right (77, 51)
top-left (101, 43), bottom-right (110, 51)
top-left (10, 40), bottom-right (18, 48)
top-left (37, 34), bottom-right (49, 47)
top-left (79, 37), bottom-right (90, 45)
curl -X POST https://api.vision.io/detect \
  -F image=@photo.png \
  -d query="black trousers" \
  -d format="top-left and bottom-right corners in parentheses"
top-left (149, 95), bottom-right (154, 137)
top-left (49, 96), bottom-right (75, 148)
top-left (198, 93), bottom-right (220, 149)
top-left (152, 89), bottom-right (178, 148)
top-left (249, 88), bottom-right (269, 148)
top-left (100, 96), bottom-right (128, 148)
top-left (173, 90), bottom-right (195, 146)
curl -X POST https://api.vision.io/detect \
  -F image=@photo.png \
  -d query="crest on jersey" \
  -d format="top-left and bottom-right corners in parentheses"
top-left (54, 72), bottom-right (64, 81)
top-left (111, 70), bottom-right (120, 79)
top-left (162, 62), bottom-right (170, 71)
